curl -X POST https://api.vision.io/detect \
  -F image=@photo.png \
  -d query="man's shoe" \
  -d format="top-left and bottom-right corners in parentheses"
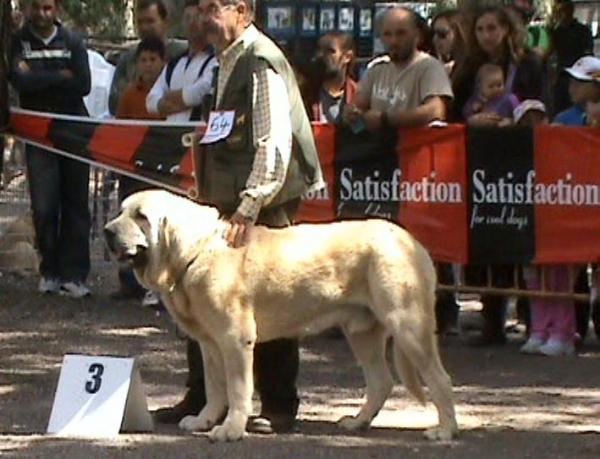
top-left (59, 282), bottom-right (91, 298)
top-left (38, 277), bottom-right (60, 294)
top-left (153, 391), bottom-right (205, 424)
top-left (247, 413), bottom-right (297, 434)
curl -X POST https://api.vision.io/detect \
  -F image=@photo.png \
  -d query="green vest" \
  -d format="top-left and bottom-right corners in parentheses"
top-left (202, 33), bottom-right (323, 213)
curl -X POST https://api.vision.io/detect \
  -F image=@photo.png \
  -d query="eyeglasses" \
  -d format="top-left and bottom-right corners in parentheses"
top-left (433, 28), bottom-right (451, 39)
top-left (202, 2), bottom-right (236, 16)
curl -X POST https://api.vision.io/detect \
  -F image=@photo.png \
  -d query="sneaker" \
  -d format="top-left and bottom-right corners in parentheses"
top-left (538, 339), bottom-right (576, 357)
top-left (519, 336), bottom-right (546, 354)
top-left (38, 277), bottom-right (60, 294)
top-left (141, 290), bottom-right (160, 308)
top-left (59, 281), bottom-right (91, 298)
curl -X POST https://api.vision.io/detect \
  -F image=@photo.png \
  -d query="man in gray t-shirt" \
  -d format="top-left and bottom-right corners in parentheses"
top-left (343, 6), bottom-right (453, 130)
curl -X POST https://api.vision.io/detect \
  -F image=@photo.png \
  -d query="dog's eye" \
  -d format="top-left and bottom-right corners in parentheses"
top-left (134, 209), bottom-right (148, 221)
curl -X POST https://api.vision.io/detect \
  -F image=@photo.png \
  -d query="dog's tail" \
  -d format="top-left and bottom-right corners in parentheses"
top-left (392, 342), bottom-right (427, 405)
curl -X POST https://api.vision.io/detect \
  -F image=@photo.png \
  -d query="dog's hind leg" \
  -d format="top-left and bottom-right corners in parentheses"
top-left (180, 338), bottom-right (228, 432)
top-left (388, 314), bottom-right (458, 441)
top-left (338, 323), bottom-right (393, 431)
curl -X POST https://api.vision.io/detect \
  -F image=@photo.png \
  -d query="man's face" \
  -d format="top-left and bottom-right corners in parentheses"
top-left (26, 0), bottom-right (57, 34)
top-left (315, 36), bottom-right (351, 80)
top-left (380, 10), bottom-right (419, 64)
top-left (136, 4), bottom-right (169, 40)
top-left (183, 5), bottom-right (203, 41)
top-left (569, 78), bottom-right (600, 106)
top-left (200, 0), bottom-right (241, 49)
top-left (136, 50), bottom-right (165, 85)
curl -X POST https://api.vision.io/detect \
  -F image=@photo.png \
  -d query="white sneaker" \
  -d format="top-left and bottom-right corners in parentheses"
top-left (59, 282), bottom-right (91, 298)
top-left (39, 277), bottom-right (60, 294)
top-left (520, 336), bottom-right (546, 354)
top-left (538, 339), bottom-right (576, 357)
top-left (141, 290), bottom-right (160, 307)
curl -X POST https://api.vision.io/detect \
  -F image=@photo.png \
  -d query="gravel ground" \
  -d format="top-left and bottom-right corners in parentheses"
top-left (1, 272), bottom-right (599, 459)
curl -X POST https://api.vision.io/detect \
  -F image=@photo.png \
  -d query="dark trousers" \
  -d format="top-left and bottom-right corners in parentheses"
top-left (117, 175), bottom-right (152, 290)
top-left (186, 199), bottom-right (301, 417)
top-left (466, 264), bottom-right (526, 338)
top-left (435, 263), bottom-right (460, 333)
top-left (26, 145), bottom-right (90, 281)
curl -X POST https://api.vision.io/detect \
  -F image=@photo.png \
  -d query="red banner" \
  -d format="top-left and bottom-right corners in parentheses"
top-left (8, 109), bottom-right (600, 264)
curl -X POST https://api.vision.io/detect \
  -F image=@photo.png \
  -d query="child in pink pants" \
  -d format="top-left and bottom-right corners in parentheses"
top-left (521, 266), bottom-right (576, 356)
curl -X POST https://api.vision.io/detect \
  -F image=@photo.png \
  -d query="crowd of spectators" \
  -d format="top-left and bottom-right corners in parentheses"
top-left (6, 0), bottom-right (599, 353)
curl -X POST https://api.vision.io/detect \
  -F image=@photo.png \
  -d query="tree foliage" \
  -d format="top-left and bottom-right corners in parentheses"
top-left (60, 0), bottom-right (129, 39)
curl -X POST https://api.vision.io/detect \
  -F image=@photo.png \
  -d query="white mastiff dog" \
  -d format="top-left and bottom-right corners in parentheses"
top-left (104, 190), bottom-right (457, 442)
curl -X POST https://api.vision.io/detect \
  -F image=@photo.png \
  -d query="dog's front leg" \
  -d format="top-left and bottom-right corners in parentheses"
top-left (208, 330), bottom-right (255, 442)
top-left (179, 338), bottom-right (228, 432)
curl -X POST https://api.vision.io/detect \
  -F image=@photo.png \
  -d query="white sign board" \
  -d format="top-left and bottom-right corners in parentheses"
top-left (47, 355), bottom-right (153, 438)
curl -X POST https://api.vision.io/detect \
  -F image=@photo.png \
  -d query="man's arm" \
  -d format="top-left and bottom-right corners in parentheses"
top-left (387, 95), bottom-right (447, 127)
top-left (146, 66), bottom-right (169, 115)
top-left (225, 62), bottom-right (292, 247)
top-left (154, 57), bottom-right (216, 115)
top-left (9, 35), bottom-right (68, 92)
top-left (61, 33), bottom-right (91, 97)
top-left (237, 62), bottom-right (292, 220)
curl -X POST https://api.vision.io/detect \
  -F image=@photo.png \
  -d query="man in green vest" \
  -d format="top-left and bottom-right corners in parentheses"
top-left (153, 0), bottom-right (324, 435)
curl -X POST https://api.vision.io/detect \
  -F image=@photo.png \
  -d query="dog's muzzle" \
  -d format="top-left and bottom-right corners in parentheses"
top-left (103, 223), bottom-right (148, 267)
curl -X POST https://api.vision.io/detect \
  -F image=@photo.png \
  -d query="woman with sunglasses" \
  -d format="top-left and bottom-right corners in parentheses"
top-left (431, 9), bottom-right (468, 75)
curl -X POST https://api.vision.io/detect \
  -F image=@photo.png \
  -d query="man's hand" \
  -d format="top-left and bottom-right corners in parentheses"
top-left (18, 61), bottom-right (30, 73)
top-left (223, 212), bottom-right (254, 248)
top-left (342, 103), bottom-right (362, 124)
top-left (362, 109), bottom-right (384, 132)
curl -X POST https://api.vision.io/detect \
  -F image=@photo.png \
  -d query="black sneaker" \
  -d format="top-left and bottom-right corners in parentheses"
top-left (247, 413), bottom-right (297, 434)
top-left (153, 390), bottom-right (206, 424)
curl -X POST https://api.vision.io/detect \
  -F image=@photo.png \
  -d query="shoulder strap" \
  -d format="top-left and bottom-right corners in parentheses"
top-left (165, 50), bottom-right (188, 87)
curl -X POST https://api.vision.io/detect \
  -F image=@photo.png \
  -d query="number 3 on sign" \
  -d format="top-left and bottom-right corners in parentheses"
top-left (85, 363), bottom-right (104, 394)
top-left (48, 355), bottom-right (153, 438)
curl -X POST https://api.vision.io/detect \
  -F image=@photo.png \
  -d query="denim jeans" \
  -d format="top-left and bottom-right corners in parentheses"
top-left (25, 145), bottom-right (91, 282)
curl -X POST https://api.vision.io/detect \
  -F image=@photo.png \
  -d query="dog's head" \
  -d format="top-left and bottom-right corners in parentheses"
top-left (104, 189), bottom-right (221, 290)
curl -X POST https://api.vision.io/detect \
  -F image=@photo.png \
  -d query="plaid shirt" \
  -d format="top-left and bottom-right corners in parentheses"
top-left (216, 25), bottom-right (292, 221)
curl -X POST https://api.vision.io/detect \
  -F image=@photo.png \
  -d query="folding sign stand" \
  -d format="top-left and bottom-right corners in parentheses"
top-left (47, 354), bottom-right (154, 438)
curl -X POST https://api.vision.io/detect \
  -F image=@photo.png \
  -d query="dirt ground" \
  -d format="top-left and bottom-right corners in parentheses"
top-left (0, 272), bottom-right (599, 459)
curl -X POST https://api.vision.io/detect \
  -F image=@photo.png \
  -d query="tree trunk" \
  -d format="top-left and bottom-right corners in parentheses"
top-left (0, 0), bottom-right (11, 132)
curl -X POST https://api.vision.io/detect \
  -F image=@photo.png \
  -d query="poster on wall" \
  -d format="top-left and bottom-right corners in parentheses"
top-left (338, 7), bottom-right (354, 32)
top-left (359, 9), bottom-right (373, 37)
top-left (301, 6), bottom-right (318, 36)
top-left (320, 7), bottom-right (336, 32)
top-left (266, 6), bottom-right (294, 35)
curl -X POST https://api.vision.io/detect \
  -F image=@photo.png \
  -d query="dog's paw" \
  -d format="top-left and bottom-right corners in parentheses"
top-left (338, 415), bottom-right (370, 431)
top-left (178, 414), bottom-right (214, 432)
top-left (424, 427), bottom-right (456, 441)
top-left (208, 422), bottom-right (246, 442)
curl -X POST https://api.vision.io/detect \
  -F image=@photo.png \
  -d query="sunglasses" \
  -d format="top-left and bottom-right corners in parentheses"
top-left (433, 28), bottom-right (451, 39)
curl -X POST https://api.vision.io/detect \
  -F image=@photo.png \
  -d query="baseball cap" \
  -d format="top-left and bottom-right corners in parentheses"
top-left (513, 99), bottom-right (547, 124)
top-left (564, 56), bottom-right (600, 82)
